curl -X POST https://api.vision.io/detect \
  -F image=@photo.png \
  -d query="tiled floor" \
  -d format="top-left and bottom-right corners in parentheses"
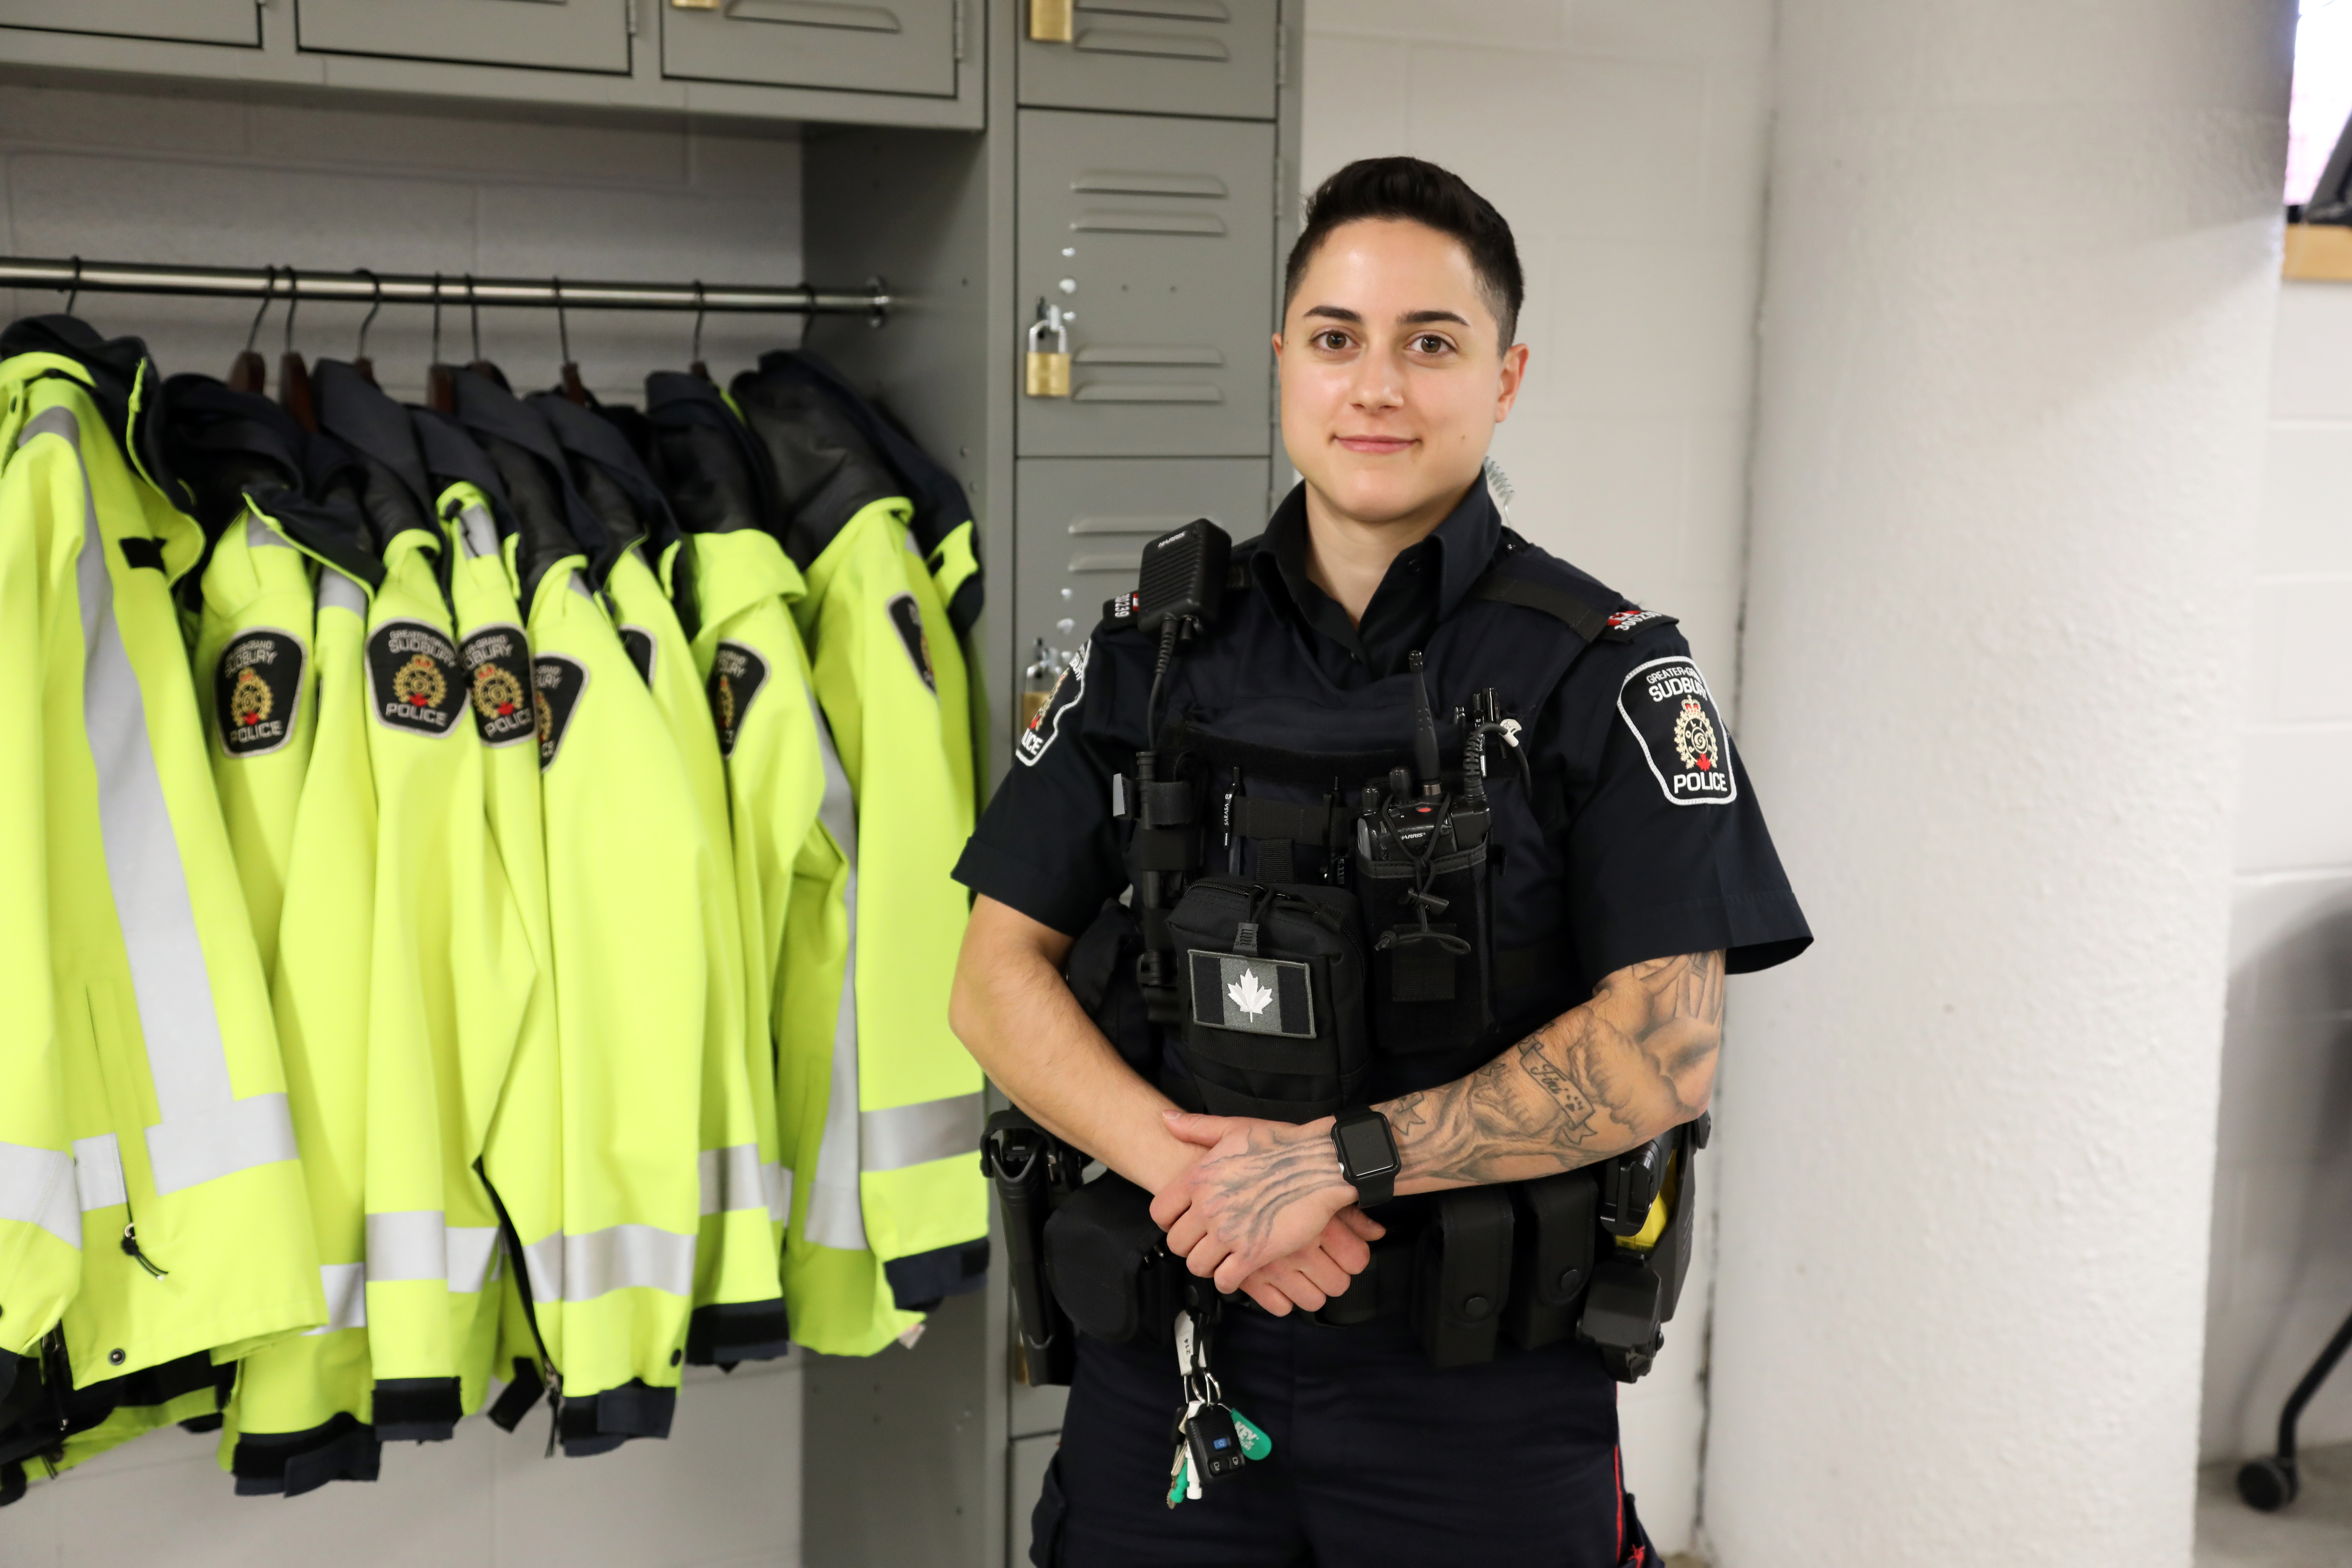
top-left (2200, 1444), bottom-right (2352, 1567)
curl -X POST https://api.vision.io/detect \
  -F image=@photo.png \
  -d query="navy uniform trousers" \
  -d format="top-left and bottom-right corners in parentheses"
top-left (1031, 1302), bottom-right (1657, 1567)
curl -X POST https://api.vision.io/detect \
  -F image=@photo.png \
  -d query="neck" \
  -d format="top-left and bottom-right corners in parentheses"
top-left (1301, 477), bottom-right (1475, 626)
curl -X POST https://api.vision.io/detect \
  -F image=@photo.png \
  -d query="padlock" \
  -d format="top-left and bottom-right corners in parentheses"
top-left (1026, 301), bottom-right (1072, 398)
top-left (1030, 0), bottom-right (1075, 43)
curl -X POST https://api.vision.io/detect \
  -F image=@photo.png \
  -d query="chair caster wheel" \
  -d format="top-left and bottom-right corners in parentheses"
top-left (2238, 1457), bottom-right (2298, 1512)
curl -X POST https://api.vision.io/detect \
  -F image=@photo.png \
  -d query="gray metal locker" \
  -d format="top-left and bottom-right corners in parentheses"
top-left (662, 0), bottom-right (959, 96)
top-left (1009, 1433), bottom-right (1060, 1566)
top-left (1017, 111), bottom-right (1275, 460)
top-left (0, 0), bottom-right (257, 46)
top-left (295, 0), bottom-right (632, 72)
top-left (1013, 456), bottom-right (1270, 678)
top-left (1017, 0), bottom-right (1278, 121)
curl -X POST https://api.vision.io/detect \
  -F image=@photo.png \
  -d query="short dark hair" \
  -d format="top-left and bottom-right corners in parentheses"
top-left (1283, 157), bottom-right (1524, 349)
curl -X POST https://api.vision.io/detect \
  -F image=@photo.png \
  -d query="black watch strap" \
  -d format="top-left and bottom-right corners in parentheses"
top-left (1330, 1109), bottom-right (1400, 1209)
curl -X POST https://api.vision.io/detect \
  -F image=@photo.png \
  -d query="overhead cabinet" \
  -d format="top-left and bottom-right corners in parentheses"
top-left (297, 0), bottom-right (633, 73)
top-left (0, 0), bottom-right (258, 46)
top-left (1019, 0), bottom-right (1276, 120)
top-left (662, 0), bottom-right (961, 96)
top-left (1018, 110), bottom-right (1275, 458)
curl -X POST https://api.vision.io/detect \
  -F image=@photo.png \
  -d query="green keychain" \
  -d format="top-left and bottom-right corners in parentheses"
top-left (1230, 1406), bottom-right (1274, 1462)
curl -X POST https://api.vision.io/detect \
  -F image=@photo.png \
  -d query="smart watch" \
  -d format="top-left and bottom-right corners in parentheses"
top-left (1330, 1109), bottom-right (1401, 1209)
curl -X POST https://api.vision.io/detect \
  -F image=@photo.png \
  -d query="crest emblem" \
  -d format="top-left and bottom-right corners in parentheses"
top-left (230, 666), bottom-right (273, 728)
top-left (392, 655), bottom-right (446, 711)
top-left (1016, 639), bottom-right (1089, 768)
top-left (461, 625), bottom-right (534, 747)
top-left (1617, 656), bottom-right (1736, 807)
top-left (532, 653), bottom-right (590, 770)
top-left (214, 627), bottom-right (305, 758)
top-left (1672, 699), bottom-right (1717, 772)
top-left (707, 642), bottom-right (770, 758)
top-left (366, 621), bottom-right (467, 737)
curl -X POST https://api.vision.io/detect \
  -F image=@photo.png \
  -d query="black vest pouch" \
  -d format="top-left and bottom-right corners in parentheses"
top-left (1356, 797), bottom-right (1496, 1056)
top-left (1041, 1175), bottom-right (1186, 1348)
top-left (1164, 876), bottom-right (1369, 1121)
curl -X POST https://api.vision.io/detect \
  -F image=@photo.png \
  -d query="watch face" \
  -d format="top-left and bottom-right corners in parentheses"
top-left (1337, 1117), bottom-right (1399, 1178)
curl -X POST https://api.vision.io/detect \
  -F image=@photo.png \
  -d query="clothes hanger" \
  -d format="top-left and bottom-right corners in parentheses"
top-left (277, 265), bottom-right (318, 433)
top-left (555, 276), bottom-right (589, 405)
top-left (353, 268), bottom-right (383, 387)
top-left (427, 271), bottom-right (457, 413)
top-left (690, 280), bottom-right (712, 383)
top-left (229, 265), bottom-right (277, 395)
top-left (465, 273), bottom-right (509, 389)
top-left (60, 255), bottom-right (83, 320)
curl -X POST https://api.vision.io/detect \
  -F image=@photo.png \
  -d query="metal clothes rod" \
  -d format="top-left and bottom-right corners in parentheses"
top-left (0, 256), bottom-right (890, 318)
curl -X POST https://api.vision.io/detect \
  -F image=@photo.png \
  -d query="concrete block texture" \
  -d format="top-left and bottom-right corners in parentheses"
top-left (1709, 2), bottom-right (2292, 1566)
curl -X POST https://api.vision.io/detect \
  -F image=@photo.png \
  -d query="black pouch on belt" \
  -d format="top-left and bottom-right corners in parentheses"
top-left (1042, 1175), bottom-right (1187, 1348)
top-left (1355, 789), bottom-right (1494, 1056)
top-left (1164, 875), bottom-right (1369, 1121)
top-left (1409, 1186), bottom-right (1515, 1368)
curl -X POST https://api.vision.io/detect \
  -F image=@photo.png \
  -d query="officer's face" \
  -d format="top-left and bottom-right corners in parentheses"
top-left (1275, 218), bottom-right (1529, 530)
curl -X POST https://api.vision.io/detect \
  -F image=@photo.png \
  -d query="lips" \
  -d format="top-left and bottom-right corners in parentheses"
top-left (1336, 435), bottom-right (1415, 455)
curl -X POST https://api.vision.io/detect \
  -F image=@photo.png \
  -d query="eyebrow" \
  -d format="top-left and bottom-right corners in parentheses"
top-left (1301, 305), bottom-right (1472, 328)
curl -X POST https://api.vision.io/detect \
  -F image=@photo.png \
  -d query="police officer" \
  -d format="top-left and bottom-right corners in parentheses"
top-left (951, 158), bottom-right (1811, 1567)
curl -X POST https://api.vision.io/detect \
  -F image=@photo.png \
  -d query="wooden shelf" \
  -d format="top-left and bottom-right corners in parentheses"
top-left (2285, 222), bottom-right (2352, 280)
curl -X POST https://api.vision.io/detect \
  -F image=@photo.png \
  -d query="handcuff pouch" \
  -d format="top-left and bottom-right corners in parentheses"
top-left (1408, 1186), bottom-right (1515, 1369)
top-left (1041, 1174), bottom-right (1184, 1348)
top-left (1501, 1168), bottom-right (1601, 1351)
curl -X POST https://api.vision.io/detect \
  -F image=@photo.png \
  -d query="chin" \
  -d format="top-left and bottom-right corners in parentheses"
top-left (1316, 469), bottom-right (1446, 527)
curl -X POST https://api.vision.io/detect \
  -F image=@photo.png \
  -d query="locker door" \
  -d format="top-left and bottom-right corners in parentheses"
top-left (662, 0), bottom-right (957, 96)
top-left (1018, 0), bottom-right (1277, 121)
top-left (1018, 112), bottom-right (1275, 460)
top-left (296, 0), bottom-right (631, 72)
top-left (1014, 457), bottom-right (1270, 688)
top-left (0, 0), bottom-right (257, 45)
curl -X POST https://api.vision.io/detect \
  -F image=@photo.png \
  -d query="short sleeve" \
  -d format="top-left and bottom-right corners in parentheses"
top-left (953, 635), bottom-right (1135, 938)
top-left (1548, 632), bottom-right (1811, 986)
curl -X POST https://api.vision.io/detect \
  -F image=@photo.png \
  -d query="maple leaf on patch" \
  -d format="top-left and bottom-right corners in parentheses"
top-left (1228, 968), bottom-right (1274, 1021)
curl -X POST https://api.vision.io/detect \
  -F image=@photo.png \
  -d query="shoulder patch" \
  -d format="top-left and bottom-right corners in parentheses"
top-left (461, 624), bottom-right (535, 748)
top-left (367, 620), bottom-right (468, 738)
top-left (1603, 608), bottom-right (1676, 639)
top-left (708, 641), bottom-right (770, 759)
top-left (216, 628), bottom-right (306, 758)
top-left (619, 625), bottom-right (657, 687)
top-left (1617, 656), bottom-right (1737, 807)
top-left (1015, 638), bottom-right (1089, 768)
top-left (533, 653), bottom-right (590, 770)
top-left (886, 592), bottom-right (936, 695)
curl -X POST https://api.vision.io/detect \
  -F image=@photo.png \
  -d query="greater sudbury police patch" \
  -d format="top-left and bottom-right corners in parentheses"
top-left (1188, 952), bottom-right (1316, 1039)
top-left (216, 628), bottom-right (305, 758)
top-left (707, 641), bottom-right (769, 759)
top-left (1618, 655), bottom-right (1736, 807)
top-left (462, 625), bottom-right (534, 748)
top-left (366, 621), bottom-right (467, 738)
top-left (1015, 639), bottom-right (1087, 769)
top-left (886, 592), bottom-right (936, 695)
top-left (533, 654), bottom-right (589, 770)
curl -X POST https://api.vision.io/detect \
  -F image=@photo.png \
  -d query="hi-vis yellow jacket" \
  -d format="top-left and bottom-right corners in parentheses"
top-left (730, 365), bottom-right (986, 1356)
top-left (450, 370), bottom-right (707, 1454)
top-left (529, 391), bottom-right (787, 1368)
top-left (0, 318), bottom-right (323, 1451)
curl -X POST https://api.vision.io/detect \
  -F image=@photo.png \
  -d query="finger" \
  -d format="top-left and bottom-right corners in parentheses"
top-left (1244, 1279), bottom-right (1291, 1316)
top-left (1270, 1269), bottom-right (1327, 1312)
top-left (1185, 1238), bottom-right (1233, 1281)
top-left (1334, 1205), bottom-right (1387, 1242)
top-left (1213, 1250), bottom-right (1261, 1295)
top-left (1296, 1248), bottom-right (1350, 1299)
top-left (1163, 1210), bottom-right (1207, 1258)
top-left (1148, 1187), bottom-right (1190, 1231)
top-left (1316, 1219), bottom-right (1371, 1275)
top-left (1160, 1111), bottom-right (1232, 1149)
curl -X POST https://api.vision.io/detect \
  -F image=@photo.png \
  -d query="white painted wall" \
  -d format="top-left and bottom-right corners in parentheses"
top-left (1706, 4), bottom-right (2291, 1565)
top-left (0, 75), bottom-right (806, 1568)
top-left (1301, 1), bottom-right (1776, 1552)
top-left (2202, 277), bottom-right (2352, 1463)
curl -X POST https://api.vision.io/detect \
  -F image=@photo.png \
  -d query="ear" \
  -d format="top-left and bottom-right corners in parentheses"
top-left (1493, 341), bottom-right (1531, 424)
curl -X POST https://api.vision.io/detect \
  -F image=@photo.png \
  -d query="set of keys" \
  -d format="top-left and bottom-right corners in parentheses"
top-left (1166, 1306), bottom-right (1273, 1507)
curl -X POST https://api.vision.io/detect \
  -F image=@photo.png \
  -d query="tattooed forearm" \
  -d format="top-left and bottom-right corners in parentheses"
top-left (1376, 950), bottom-right (1726, 1191)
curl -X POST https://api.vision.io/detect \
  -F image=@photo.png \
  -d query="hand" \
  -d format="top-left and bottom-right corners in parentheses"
top-left (1236, 1208), bottom-right (1387, 1316)
top-left (1150, 1111), bottom-right (1364, 1293)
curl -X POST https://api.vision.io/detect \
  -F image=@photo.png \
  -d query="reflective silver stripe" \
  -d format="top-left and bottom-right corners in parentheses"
top-left (861, 1093), bottom-right (982, 1175)
top-left (71, 1133), bottom-right (125, 1212)
top-left (763, 1162), bottom-right (792, 1225)
top-left (447, 1225), bottom-right (500, 1294)
top-left (147, 1093), bottom-right (299, 1195)
top-left (561, 1225), bottom-right (696, 1303)
top-left (318, 568), bottom-right (365, 615)
top-left (306, 1262), bottom-right (368, 1334)
top-left (243, 508), bottom-right (292, 551)
top-left (517, 1232), bottom-right (564, 1306)
top-left (568, 570), bottom-right (595, 601)
top-left (0, 1142), bottom-right (80, 1249)
top-left (699, 1143), bottom-right (767, 1217)
top-left (364, 1209), bottom-right (449, 1283)
top-left (28, 406), bottom-right (298, 1196)
top-left (458, 504), bottom-right (499, 561)
top-left (803, 695), bottom-right (868, 1253)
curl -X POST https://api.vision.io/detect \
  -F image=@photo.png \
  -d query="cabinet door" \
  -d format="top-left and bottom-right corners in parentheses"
top-left (1014, 457), bottom-right (1270, 683)
top-left (662, 0), bottom-right (957, 96)
top-left (1018, 112), bottom-right (1274, 460)
top-left (0, 0), bottom-right (257, 45)
top-left (296, 0), bottom-right (631, 72)
top-left (1018, 0), bottom-right (1276, 121)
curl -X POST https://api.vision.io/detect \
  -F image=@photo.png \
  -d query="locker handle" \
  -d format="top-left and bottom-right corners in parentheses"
top-left (1067, 550), bottom-right (1153, 572)
top-left (1070, 172), bottom-right (1227, 198)
top-left (1074, 345), bottom-right (1223, 366)
top-left (1072, 383), bottom-right (1223, 404)
top-left (1079, 0), bottom-right (1230, 19)
top-left (1074, 26), bottom-right (1228, 61)
top-left (1069, 515), bottom-right (1196, 536)
top-left (721, 0), bottom-right (903, 30)
top-left (1070, 212), bottom-right (1227, 236)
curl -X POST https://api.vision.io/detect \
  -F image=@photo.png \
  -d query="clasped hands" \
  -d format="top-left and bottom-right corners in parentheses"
top-left (1148, 1110), bottom-right (1384, 1316)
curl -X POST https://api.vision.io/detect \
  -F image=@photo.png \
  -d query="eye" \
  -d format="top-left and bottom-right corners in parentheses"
top-left (1411, 333), bottom-right (1453, 355)
top-left (1312, 330), bottom-right (1352, 352)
